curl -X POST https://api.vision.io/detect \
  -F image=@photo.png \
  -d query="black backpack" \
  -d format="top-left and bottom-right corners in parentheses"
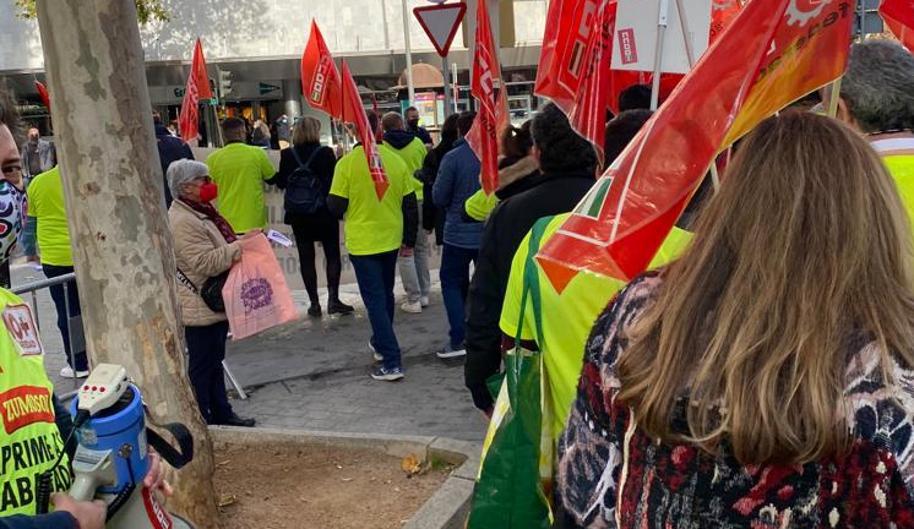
top-left (284, 147), bottom-right (324, 215)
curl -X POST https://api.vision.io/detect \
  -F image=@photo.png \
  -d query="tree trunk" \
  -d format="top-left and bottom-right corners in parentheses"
top-left (35, 1), bottom-right (219, 527)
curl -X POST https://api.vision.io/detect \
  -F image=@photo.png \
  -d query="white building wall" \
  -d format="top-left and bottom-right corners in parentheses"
top-left (1, 0), bottom-right (547, 72)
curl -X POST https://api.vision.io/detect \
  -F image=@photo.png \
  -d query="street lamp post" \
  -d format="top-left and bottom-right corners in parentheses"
top-left (402, 0), bottom-right (416, 106)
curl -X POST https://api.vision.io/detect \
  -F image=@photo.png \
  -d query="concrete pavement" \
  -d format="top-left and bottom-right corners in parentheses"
top-left (13, 262), bottom-right (487, 443)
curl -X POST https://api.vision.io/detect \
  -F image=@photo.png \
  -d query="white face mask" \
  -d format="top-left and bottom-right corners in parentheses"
top-left (0, 181), bottom-right (23, 263)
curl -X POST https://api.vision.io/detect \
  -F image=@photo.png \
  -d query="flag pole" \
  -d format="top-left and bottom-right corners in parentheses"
top-left (402, 0), bottom-right (416, 105)
top-left (828, 78), bottom-right (842, 117)
top-left (650, 0), bottom-right (671, 110)
top-left (674, 0), bottom-right (721, 190)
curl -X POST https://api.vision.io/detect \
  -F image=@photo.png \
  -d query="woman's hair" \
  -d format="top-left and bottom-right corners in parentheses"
top-left (617, 111), bottom-right (914, 465)
top-left (292, 116), bottom-right (322, 146)
top-left (437, 113), bottom-right (460, 152)
top-left (167, 159), bottom-right (209, 200)
top-left (500, 120), bottom-right (534, 160)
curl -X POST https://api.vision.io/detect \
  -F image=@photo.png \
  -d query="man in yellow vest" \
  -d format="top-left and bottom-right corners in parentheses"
top-left (381, 112), bottom-right (431, 314)
top-left (836, 41), bottom-right (914, 221)
top-left (0, 88), bottom-right (166, 529)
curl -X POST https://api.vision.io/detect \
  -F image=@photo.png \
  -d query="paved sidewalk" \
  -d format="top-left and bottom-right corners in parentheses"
top-left (227, 286), bottom-right (487, 442)
top-left (13, 264), bottom-right (487, 443)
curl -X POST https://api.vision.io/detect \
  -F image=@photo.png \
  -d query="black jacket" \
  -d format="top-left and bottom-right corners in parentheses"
top-left (464, 169), bottom-right (596, 411)
top-left (155, 124), bottom-right (194, 207)
top-left (269, 143), bottom-right (337, 225)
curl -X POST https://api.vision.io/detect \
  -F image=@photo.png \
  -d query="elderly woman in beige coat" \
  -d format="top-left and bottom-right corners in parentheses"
top-left (167, 160), bottom-right (255, 427)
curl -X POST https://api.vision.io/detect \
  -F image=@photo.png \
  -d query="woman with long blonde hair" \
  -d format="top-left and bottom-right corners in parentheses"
top-left (557, 112), bottom-right (914, 528)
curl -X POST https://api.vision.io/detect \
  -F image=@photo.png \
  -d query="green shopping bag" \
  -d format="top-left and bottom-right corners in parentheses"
top-left (467, 218), bottom-right (552, 529)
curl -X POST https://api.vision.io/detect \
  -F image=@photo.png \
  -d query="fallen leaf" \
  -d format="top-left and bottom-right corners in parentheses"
top-left (400, 453), bottom-right (429, 477)
top-left (217, 495), bottom-right (236, 507)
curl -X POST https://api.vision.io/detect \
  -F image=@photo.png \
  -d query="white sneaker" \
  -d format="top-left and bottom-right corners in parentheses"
top-left (400, 301), bottom-right (422, 314)
top-left (60, 366), bottom-right (89, 378)
top-left (436, 345), bottom-right (467, 359)
top-left (420, 296), bottom-right (430, 307)
top-left (368, 340), bottom-right (383, 363)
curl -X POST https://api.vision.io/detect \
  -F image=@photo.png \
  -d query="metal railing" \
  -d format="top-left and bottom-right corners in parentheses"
top-left (13, 272), bottom-right (248, 400)
top-left (14, 272), bottom-right (82, 398)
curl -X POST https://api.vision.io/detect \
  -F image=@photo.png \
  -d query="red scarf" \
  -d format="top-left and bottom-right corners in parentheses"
top-left (183, 200), bottom-right (237, 243)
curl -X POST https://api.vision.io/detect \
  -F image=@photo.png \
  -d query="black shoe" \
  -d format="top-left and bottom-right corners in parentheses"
top-left (328, 299), bottom-right (355, 315)
top-left (308, 304), bottom-right (323, 318)
top-left (217, 414), bottom-right (256, 428)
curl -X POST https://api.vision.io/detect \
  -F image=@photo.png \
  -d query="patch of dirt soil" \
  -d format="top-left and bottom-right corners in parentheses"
top-left (214, 441), bottom-right (450, 529)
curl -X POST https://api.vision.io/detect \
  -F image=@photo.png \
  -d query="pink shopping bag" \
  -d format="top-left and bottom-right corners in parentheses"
top-left (222, 233), bottom-right (298, 340)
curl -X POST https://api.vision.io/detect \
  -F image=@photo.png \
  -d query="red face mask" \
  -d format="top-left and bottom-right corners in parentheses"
top-left (199, 182), bottom-right (218, 203)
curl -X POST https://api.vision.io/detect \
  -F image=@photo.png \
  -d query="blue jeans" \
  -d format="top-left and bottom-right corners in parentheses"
top-left (440, 243), bottom-right (478, 349)
top-left (350, 250), bottom-right (402, 370)
top-left (44, 264), bottom-right (89, 371)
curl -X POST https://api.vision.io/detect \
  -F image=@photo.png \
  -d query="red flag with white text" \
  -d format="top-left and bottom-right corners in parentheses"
top-left (548, 0), bottom-right (743, 162)
top-left (178, 39), bottom-right (213, 143)
top-left (340, 61), bottom-right (389, 200)
top-left (301, 20), bottom-right (343, 119)
top-left (537, 0), bottom-right (854, 291)
top-left (466, 0), bottom-right (509, 195)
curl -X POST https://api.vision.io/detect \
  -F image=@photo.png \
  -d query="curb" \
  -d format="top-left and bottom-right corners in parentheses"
top-left (209, 426), bottom-right (480, 529)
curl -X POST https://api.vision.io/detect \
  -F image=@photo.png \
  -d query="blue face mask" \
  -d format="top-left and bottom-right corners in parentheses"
top-left (0, 181), bottom-right (24, 264)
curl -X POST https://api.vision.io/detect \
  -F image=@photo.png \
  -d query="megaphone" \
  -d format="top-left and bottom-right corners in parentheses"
top-left (38, 364), bottom-right (197, 529)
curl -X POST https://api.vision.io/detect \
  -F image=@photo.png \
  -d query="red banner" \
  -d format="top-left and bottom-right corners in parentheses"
top-left (301, 20), bottom-right (343, 119)
top-left (34, 81), bottom-right (50, 109)
top-left (340, 61), bottom-right (389, 200)
top-left (537, 0), bottom-right (853, 291)
top-left (466, 0), bottom-right (509, 195)
top-left (178, 39), bottom-right (212, 143)
top-left (542, 0), bottom-right (742, 161)
top-left (567, 1), bottom-right (617, 162)
top-left (881, 0), bottom-right (914, 52)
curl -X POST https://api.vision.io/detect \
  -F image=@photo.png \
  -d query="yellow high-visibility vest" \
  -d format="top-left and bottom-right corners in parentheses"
top-left (0, 288), bottom-right (71, 516)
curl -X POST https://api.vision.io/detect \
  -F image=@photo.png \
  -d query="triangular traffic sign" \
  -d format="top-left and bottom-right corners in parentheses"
top-left (413, 2), bottom-right (467, 57)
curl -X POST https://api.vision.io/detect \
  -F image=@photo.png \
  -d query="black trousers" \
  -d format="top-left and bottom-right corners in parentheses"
top-left (289, 213), bottom-right (342, 305)
top-left (185, 320), bottom-right (233, 424)
top-left (44, 264), bottom-right (89, 371)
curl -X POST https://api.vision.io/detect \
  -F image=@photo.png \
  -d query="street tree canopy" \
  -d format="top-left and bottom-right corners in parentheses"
top-left (14, 0), bottom-right (169, 23)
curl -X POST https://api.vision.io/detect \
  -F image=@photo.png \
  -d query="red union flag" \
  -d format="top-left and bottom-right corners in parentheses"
top-left (466, 0), bottom-right (509, 195)
top-left (535, 0), bottom-right (603, 113)
top-left (567, 1), bottom-right (617, 162)
top-left (545, 0), bottom-right (743, 161)
top-left (340, 61), bottom-right (389, 200)
top-left (301, 20), bottom-right (342, 119)
top-left (178, 39), bottom-right (213, 143)
top-left (881, 0), bottom-right (914, 52)
top-left (537, 0), bottom-right (853, 291)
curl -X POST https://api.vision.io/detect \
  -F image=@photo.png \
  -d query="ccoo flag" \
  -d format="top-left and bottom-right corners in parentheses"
top-left (466, 0), bottom-right (509, 195)
top-left (340, 61), bottom-right (389, 200)
top-left (537, 0), bottom-right (854, 291)
top-left (301, 20), bottom-right (343, 119)
top-left (540, 0), bottom-right (742, 163)
top-left (178, 39), bottom-right (213, 143)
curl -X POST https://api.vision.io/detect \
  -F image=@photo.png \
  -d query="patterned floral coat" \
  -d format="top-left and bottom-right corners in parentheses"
top-left (557, 273), bottom-right (914, 529)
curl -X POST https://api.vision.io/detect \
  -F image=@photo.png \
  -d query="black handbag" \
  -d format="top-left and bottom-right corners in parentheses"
top-left (176, 268), bottom-right (229, 313)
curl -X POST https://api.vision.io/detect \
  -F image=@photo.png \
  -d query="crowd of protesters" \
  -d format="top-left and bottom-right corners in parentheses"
top-left (7, 34), bottom-right (914, 527)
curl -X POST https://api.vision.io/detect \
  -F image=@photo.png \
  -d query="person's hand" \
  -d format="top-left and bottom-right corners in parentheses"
top-left (241, 229), bottom-right (263, 239)
top-left (143, 452), bottom-right (174, 496)
top-left (52, 493), bottom-right (106, 529)
top-left (400, 245), bottom-right (414, 257)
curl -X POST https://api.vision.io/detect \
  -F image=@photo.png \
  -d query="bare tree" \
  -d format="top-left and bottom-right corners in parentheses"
top-left (35, 0), bottom-right (218, 526)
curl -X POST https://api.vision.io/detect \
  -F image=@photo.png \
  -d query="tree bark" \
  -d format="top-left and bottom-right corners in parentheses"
top-left (35, 1), bottom-right (219, 527)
